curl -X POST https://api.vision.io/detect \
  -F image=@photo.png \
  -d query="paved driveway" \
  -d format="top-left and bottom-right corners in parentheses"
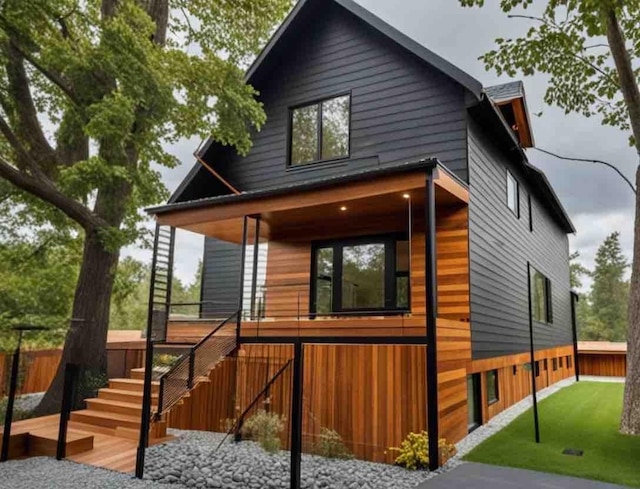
top-left (416, 463), bottom-right (629, 489)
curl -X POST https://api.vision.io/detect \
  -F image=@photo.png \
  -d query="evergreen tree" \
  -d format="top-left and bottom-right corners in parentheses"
top-left (590, 232), bottom-right (630, 342)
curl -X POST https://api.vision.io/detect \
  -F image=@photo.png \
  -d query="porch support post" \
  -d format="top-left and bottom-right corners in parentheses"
top-left (527, 262), bottom-right (541, 443)
top-left (1, 329), bottom-right (23, 462)
top-left (424, 166), bottom-right (440, 472)
top-left (570, 291), bottom-right (580, 381)
top-left (237, 216), bottom-right (249, 338)
top-left (250, 216), bottom-right (261, 320)
top-left (290, 341), bottom-right (304, 489)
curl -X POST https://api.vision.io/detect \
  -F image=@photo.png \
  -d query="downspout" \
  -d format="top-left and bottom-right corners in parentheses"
top-left (570, 291), bottom-right (580, 381)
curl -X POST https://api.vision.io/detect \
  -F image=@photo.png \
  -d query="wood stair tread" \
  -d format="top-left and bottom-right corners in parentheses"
top-left (98, 388), bottom-right (158, 399)
top-left (87, 398), bottom-right (152, 410)
top-left (71, 409), bottom-right (141, 424)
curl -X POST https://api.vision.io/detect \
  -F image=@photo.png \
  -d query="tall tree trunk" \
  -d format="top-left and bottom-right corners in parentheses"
top-left (604, 7), bottom-right (640, 435)
top-left (33, 231), bottom-right (119, 415)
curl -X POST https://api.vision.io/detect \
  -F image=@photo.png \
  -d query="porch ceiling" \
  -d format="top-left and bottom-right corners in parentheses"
top-left (154, 165), bottom-right (467, 242)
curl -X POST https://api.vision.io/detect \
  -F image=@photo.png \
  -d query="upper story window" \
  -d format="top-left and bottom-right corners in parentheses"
top-left (289, 94), bottom-right (350, 166)
top-left (530, 266), bottom-right (553, 324)
top-left (506, 169), bottom-right (519, 217)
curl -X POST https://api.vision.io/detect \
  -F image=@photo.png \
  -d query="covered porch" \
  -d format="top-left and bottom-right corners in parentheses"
top-left (150, 159), bottom-right (470, 341)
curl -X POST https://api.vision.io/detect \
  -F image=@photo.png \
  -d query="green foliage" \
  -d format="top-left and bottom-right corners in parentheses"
top-left (459, 0), bottom-right (640, 146)
top-left (570, 251), bottom-right (591, 290)
top-left (575, 233), bottom-right (630, 342)
top-left (464, 382), bottom-right (640, 487)
top-left (241, 409), bottom-right (285, 454)
top-left (313, 428), bottom-right (353, 460)
top-left (389, 431), bottom-right (457, 470)
top-left (153, 353), bottom-right (180, 369)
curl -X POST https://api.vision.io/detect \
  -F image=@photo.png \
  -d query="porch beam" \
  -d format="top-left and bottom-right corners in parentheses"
top-left (424, 167), bottom-right (440, 472)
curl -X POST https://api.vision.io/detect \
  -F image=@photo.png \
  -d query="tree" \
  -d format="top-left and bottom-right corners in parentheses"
top-left (0, 0), bottom-right (292, 414)
top-left (591, 232), bottom-right (630, 341)
top-left (569, 251), bottom-right (590, 290)
top-left (460, 0), bottom-right (640, 434)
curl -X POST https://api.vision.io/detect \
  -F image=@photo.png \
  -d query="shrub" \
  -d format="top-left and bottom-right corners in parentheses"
top-left (389, 431), bottom-right (457, 470)
top-left (240, 409), bottom-right (285, 454)
top-left (314, 428), bottom-right (353, 459)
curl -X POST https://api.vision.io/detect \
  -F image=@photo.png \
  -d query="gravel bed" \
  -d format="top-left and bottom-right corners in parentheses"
top-left (145, 431), bottom-right (435, 489)
top-left (0, 457), bottom-right (165, 489)
top-left (14, 392), bottom-right (44, 412)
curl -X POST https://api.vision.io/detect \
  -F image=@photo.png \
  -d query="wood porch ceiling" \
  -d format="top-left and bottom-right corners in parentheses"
top-left (156, 167), bottom-right (467, 241)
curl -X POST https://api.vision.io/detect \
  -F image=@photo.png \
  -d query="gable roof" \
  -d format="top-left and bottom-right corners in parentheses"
top-left (245, 0), bottom-right (483, 98)
top-left (486, 81), bottom-right (524, 102)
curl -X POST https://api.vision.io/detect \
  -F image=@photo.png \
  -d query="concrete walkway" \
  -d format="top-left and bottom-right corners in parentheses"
top-left (416, 463), bottom-right (629, 489)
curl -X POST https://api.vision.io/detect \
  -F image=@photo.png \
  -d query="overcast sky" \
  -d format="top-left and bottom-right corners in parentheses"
top-left (123, 0), bottom-right (637, 290)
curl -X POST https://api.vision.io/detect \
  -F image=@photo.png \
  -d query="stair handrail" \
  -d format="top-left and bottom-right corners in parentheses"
top-left (155, 310), bottom-right (240, 416)
top-left (215, 358), bottom-right (293, 451)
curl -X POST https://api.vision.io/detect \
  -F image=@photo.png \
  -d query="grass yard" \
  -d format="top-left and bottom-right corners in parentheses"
top-left (464, 382), bottom-right (640, 487)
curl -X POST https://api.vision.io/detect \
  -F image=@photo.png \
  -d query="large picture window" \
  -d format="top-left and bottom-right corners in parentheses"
top-left (311, 234), bottom-right (409, 314)
top-left (530, 266), bottom-right (553, 324)
top-left (290, 94), bottom-right (350, 166)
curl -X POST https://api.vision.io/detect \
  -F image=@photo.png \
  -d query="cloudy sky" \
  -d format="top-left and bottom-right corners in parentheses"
top-left (124, 0), bottom-right (637, 290)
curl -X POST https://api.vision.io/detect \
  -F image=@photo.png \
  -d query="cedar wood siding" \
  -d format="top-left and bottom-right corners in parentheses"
top-left (467, 117), bottom-right (573, 359)
top-left (197, 1), bottom-right (470, 311)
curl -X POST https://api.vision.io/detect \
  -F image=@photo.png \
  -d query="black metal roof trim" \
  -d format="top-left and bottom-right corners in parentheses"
top-left (147, 157), bottom-right (440, 216)
top-left (168, 162), bottom-right (202, 204)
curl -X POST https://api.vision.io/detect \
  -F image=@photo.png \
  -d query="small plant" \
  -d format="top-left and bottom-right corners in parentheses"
top-left (154, 353), bottom-right (180, 368)
top-left (240, 409), bottom-right (285, 454)
top-left (314, 428), bottom-right (353, 459)
top-left (389, 431), bottom-right (457, 470)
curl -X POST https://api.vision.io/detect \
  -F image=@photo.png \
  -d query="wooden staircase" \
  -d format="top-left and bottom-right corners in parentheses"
top-left (70, 368), bottom-right (167, 440)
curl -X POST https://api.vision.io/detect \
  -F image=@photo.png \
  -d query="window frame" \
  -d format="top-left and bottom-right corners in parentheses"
top-left (506, 169), bottom-right (520, 217)
top-left (528, 193), bottom-right (533, 232)
top-left (530, 266), bottom-right (553, 324)
top-left (486, 369), bottom-right (499, 405)
top-left (287, 93), bottom-right (352, 168)
top-left (309, 233), bottom-right (410, 316)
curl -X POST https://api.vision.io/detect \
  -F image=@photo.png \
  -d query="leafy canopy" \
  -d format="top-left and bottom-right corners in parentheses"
top-left (0, 0), bottom-right (292, 247)
top-left (460, 0), bottom-right (640, 145)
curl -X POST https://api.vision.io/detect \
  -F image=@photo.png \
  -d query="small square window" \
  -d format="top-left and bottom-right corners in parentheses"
top-left (506, 170), bottom-right (519, 217)
top-left (567, 356), bottom-right (573, 369)
top-left (535, 361), bottom-right (540, 377)
top-left (486, 369), bottom-right (499, 405)
top-left (559, 357), bottom-right (563, 368)
top-left (552, 358), bottom-right (558, 371)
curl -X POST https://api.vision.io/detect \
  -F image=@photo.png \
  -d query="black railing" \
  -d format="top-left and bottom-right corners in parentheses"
top-left (215, 358), bottom-right (293, 451)
top-left (156, 311), bottom-right (239, 416)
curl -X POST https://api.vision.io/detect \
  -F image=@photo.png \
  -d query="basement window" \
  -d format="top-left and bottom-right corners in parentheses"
top-left (487, 369), bottom-right (499, 405)
top-left (553, 358), bottom-right (558, 371)
top-left (289, 94), bottom-right (350, 166)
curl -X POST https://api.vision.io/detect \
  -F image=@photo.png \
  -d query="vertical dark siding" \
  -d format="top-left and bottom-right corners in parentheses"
top-left (467, 118), bottom-right (573, 359)
top-left (203, 1), bottom-right (469, 192)
top-left (201, 239), bottom-right (241, 317)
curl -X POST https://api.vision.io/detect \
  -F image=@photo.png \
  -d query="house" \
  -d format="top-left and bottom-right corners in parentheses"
top-left (138, 0), bottom-right (578, 475)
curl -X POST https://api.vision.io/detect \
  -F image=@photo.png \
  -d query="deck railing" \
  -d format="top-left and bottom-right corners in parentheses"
top-left (156, 310), bottom-right (239, 416)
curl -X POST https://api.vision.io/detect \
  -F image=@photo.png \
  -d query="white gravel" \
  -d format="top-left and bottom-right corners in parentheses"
top-left (14, 392), bottom-right (44, 412)
top-left (145, 430), bottom-right (436, 489)
top-left (0, 457), bottom-right (165, 489)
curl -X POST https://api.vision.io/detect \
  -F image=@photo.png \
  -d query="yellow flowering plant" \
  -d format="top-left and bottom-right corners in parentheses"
top-left (389, 431), bottom-right (457, 470)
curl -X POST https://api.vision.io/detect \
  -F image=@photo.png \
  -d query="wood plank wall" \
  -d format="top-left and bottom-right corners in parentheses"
top-left (578, 353), bottom-right (627, 377)
top-left (263, 203), bottom-right (470, 323)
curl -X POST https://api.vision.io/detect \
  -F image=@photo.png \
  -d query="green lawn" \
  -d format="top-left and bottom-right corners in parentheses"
top-left (464, 382), bottom-right (640, 487)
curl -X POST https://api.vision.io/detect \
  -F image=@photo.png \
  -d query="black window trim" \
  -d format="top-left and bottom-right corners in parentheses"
top-left (486, 369), bottom-right (499, 406)
top-left (506, 168), bottom-right (520, 218)
top-left (287, 92), bottom-right (352, 169)
top-left (530, 265), bottom-right (553, 325)
top-left (309, 232), bottom-right (410, 316)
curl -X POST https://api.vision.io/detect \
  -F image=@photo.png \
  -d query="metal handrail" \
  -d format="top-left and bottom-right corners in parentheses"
top-left (215, 358), bottom-right (293, 451)
top-left (156, 310), bottom-right (240, 416)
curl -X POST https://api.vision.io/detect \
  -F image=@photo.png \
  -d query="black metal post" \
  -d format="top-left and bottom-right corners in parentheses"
top-left (136, 224), bottom-right (162, 479)
top-left (570, 291), bottom-right (580, 381)
top-left (290, 341), bottom-right (303, 489)
top-left (237, 216), bottom-right (249, 340)
top-left (57, 363), bottom-right (78, 460)
top-left (188, 349), bottom-right (195, 389)
top-left (527, 262), bottom-right (541, 443)
top-left (1, 330), bottom-right (23, 462)
top-left (424, 168), bottom-right (440, 472)
top-left (250, 217), bottom-right (261, 320)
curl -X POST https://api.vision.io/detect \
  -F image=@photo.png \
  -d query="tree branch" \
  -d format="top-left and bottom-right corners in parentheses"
top-left (0, 156), bottom-right (108, 231)
top-left (534, 147), bottom-right (637, 195)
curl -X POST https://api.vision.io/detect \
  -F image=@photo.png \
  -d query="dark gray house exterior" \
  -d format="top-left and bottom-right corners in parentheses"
top-left (154, 0), bottom-right (577, 450)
